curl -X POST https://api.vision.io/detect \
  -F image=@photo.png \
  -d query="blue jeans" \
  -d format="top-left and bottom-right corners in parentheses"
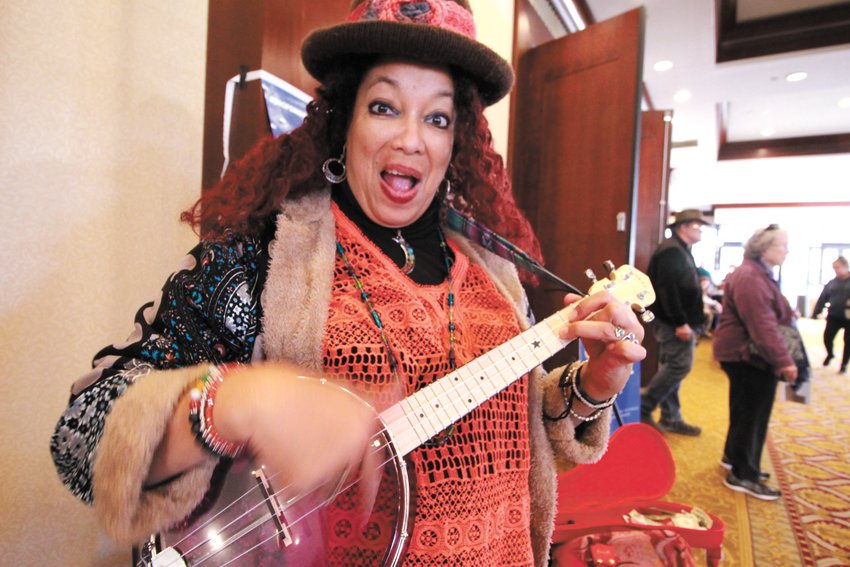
top-left (641, 320), bottom-right (695, 423)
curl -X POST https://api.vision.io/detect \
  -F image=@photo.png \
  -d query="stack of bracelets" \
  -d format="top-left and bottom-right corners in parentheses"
top-left (544, 360), bottom-right (619, 422)
top-left (188, 363), bottom-right (246, 459)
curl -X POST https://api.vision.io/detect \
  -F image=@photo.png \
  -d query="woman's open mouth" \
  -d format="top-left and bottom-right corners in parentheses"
top-left (381, 167), bottom-right (421, 204)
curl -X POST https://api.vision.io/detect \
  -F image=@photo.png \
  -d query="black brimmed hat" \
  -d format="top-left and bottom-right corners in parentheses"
top-left (301, 0), bottom-right (514, 106)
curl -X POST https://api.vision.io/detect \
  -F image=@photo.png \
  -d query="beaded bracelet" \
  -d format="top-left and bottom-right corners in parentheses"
top-left (544, 360), bottom-right (617, 422)
top-left (188, 364), bottom-right (245, 459)
top-left (543, 364), bottom-right (576, 421)
top-left (545, 360), bottom-right (598, 422)
top-left (569, 405), bottom-right (606, 422)
top-left (570, 360), bottom-right (619, 410)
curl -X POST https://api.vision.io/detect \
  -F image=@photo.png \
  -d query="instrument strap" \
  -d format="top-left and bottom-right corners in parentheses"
top-left (441, 204), bottom-right (583, 295)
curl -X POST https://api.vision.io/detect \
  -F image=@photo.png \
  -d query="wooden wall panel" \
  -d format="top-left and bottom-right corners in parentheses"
top-left (635, 111), bottom-right (671, 273)
top-left (512, 0), bottom-right (558, 58)
top-left (202, 1), bottom-right (348, 192)
top-left (509, 0), bottom-right (558, 173)
top-left (636, 110), bottom-right (672, 384)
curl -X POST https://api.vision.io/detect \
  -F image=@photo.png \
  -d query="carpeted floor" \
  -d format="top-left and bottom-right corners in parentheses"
top-left (765, 318), bottom-right (850, 566)
top-left (657, 318), bottom-right (850, 566)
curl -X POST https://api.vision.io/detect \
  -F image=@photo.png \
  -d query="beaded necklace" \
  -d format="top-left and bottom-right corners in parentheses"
top-left (335, 226), bottom-right (458, 445)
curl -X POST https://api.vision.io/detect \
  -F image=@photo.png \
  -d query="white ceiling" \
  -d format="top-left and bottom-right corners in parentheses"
top-left (582, 0), bottom-right (850, 208)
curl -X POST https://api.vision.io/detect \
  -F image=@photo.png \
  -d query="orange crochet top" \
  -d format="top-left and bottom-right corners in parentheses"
top-left (321, 206), bottom-right (534, 566)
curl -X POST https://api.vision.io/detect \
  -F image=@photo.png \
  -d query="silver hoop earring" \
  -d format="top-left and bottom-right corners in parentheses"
top-left (442, 178), bottom-right (454, 205)
top-left (322, 145), bottom-right (347, 184)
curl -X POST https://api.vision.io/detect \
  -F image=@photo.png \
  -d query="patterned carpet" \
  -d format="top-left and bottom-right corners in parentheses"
top-left (654, 318), bottom-right (850, 566)
top-left (766, 318), bottom-right (850, 566)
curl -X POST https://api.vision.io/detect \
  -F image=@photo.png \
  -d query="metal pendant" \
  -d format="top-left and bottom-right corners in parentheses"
top-left (392, 230), bottom-right (415, 274)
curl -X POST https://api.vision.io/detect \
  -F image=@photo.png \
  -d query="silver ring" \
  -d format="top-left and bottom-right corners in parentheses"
top-left (614, 324), bottom-right (640, 344)
top-left (622, 331), bottom-right (640, 344)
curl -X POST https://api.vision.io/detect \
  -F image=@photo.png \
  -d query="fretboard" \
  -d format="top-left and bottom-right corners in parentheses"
top-left (379, 306), bottom-right (573, 457)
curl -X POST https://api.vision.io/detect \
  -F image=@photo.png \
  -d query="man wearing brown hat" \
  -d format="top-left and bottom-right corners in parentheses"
top-left (641, 209), bottom-right (710, 436)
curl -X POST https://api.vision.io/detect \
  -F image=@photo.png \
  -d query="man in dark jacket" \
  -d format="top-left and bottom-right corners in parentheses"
top-left (641, 209), bottom-right (708, 436)
top-left (813, 256), bottom-right (850, 374)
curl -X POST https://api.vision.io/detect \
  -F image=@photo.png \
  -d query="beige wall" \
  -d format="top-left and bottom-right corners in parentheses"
top-left (472, 0), bottom-right (514, 157)
top-left (0, 2), bottom-right (514, 565)
top-left (0, 1), bottom-right (207, 564)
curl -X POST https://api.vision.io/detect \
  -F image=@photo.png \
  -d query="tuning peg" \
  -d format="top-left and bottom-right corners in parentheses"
top-left (585, 268), bottom-right (597, 283)
top-left (602, 260), bottom-right (616, 277)
top-left (631, 304), bottom-right (656, 324)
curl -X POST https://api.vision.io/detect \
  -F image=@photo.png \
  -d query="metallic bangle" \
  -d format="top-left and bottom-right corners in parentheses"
top-left (544, 364), bottom-right (577, 421)
top-left (569, 405), bottom-right (605, 422)
top-left (188, 364), bottom-right (245, 459)
top-left (571, 361), bottom-right (618, 410)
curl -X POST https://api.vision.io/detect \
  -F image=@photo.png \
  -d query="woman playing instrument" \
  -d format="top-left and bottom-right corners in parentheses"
top-left (51, 1), bottom-right (645, 565)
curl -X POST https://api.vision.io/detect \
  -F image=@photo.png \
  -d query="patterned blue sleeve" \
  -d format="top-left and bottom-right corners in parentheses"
top-left (50, 235), bottom-right (266, 503)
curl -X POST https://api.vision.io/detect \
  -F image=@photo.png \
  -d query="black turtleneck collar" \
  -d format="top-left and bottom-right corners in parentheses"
top-left (332, 182), bottom-right (451, 285)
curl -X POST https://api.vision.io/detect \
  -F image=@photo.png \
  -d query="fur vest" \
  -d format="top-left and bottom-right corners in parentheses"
top-left (93, 191), bottom-right (611, 566)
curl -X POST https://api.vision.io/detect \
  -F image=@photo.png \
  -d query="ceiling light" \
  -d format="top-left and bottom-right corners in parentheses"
top-left (839, 97), bottom-right (850, 109)
top-left (673, 89), bottom-right (692, 103)
top-left (785, 72), bottom-right (807, 82)
top-left (760, 127), bottom-right (776, 137)
top-left (653, 60), bottom-right (673, 72)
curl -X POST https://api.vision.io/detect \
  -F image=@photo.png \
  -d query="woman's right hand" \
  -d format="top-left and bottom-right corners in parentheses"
top-left (779, 364), bottom-right (798, 384)
top-left (213, 363), bottom-right (379, 498)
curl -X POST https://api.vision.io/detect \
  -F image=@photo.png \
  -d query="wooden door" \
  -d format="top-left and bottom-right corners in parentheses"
top-left (511, 8), bottom-right (645, 368)
top-left (636, 110), bottom-right (673, 383)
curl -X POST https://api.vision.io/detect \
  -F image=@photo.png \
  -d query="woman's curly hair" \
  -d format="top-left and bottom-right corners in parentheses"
top-left (182, 58), bottom-right (543, 271)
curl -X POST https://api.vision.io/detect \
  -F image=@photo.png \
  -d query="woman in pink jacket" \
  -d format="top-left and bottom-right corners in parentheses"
top-left (713, 225), bottom-right (796, 501)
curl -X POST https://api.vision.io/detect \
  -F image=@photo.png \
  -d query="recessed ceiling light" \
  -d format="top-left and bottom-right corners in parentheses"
top-left (653, 60), bottom-right (673, 72)
top-left (673, 89), bottom-right (692, 103)
top-left (785, 71), bottom-right (808, 82)
top-left (760, 127), bottom-right (776, 137)
top-left (839, 97), bottom-right (850, 109)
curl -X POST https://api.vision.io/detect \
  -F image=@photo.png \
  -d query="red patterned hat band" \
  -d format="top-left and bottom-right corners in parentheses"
top-left (347, 0), bottom-right (477, 40)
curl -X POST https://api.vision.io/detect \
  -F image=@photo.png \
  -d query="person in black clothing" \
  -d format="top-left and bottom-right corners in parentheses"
top-left (641, 209), bottom-right (708, 436)
top-left (813, 256), bottom-right (850, 374)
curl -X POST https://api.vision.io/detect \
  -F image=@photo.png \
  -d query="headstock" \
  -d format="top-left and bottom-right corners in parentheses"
top-left (586, 261), bottom-right (656, 323)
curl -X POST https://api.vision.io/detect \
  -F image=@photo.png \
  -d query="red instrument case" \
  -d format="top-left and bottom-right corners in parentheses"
top-left (551, 423), bottom-right (726, 566)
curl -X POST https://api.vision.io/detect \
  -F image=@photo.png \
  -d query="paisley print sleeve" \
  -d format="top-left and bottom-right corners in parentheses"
top-left (50, 235), bottom-right (266, 502)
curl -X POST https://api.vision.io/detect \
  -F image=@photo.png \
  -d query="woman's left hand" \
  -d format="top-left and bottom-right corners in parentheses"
top-left (558, 290), bottom-right (647, 402)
